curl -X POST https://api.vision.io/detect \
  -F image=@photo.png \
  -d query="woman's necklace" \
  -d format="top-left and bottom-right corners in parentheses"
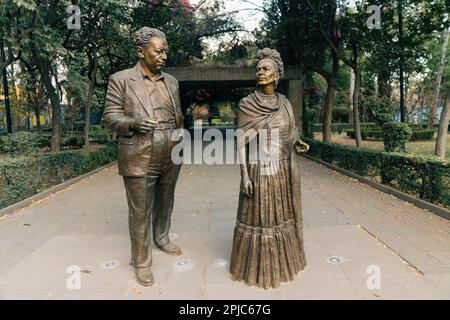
top-left (258, 90), bottom-right (277, 105)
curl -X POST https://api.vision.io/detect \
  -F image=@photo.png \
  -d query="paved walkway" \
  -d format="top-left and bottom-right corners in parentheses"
top-left (0, 155), bottom-right (449, 299)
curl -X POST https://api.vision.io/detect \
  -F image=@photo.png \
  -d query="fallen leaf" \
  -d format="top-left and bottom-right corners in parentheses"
top-left (132, 287), bottom-right (143, 294)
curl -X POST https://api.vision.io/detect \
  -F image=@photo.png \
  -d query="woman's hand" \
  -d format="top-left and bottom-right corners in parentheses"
top-left (241, 174), bottom-right (253, 197)
top-left (294, 139), bottom-right (310, 154)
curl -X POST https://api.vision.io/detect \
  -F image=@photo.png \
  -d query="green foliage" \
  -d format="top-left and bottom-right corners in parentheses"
top-left (61, 135), bottom-right (84, 148)
top-left (312, 123), bottom-right (377, 134)
top-left (382, 122), bottom-right (413, 152)
top-left (0, 132), bottom-right (49, 157)
top-left (0, 144), bottom-right (117, 209)
top-left (303, 137), bottom-right (450, 208)
top-left (362, 96), bottom-right (397, 127)
top-left (332, 107), bottom-right (350, 123)
top-left (346, 128), bottom-right (435, 141)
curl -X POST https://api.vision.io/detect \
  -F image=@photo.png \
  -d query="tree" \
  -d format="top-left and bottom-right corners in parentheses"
top-left (260, 0), bottom-right (342, 142)
top-left (430, 28), bottom-right (450, 128)
top-left (435, 88), bottom-right (450, 158)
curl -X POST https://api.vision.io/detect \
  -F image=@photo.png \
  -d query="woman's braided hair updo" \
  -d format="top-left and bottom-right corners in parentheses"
top-left (256, 48), bottom-right (284, 82)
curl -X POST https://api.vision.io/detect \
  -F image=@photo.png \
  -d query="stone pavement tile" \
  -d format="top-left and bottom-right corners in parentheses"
top-left (0, 219), bottom-right (89, 269)
top-left (423, 273), bottom-right (450, 296)
top-left (205, 282), bottom-right (283, 300)
top-left (38, 234), bottom-right (129, 249)
top-left (46, 288), bottom-right (127, 300)
top-left (277, 264), bottom-right (360, 300)
top-left (372, 219), bottom-right (450, 253)
top-left (170, 231), bottom-right (208, 249)
top-left (171, 217), bottom-right (209, 232)
top-left (365, 274), bottom-right (446, 300)
top-left (310, 225), bottom-right (392, 258)
top-left (303, 237), bottom-right (331, 266)
top-left (335, 254), bottom-right (448, 299)
top-left (0, 247), bottom-right (132, 292)
top-left (2, 158), bottom-right (450, 299)
top-left (303, 206), bottom-right (352, 227)
top-left (209, 210), bottom-right (238, 221)
top-left (360, 230), bottom-right (450, 274)
top-left (58, 218), bottom-right (128, 236)
top-left (427, 251), bottom-right (450, 267)
top-left (3, 290), bottom-right (53, 300)
top-left (0, 224), bottom-right (32, 248)
top-left (202, 230), bottom-right (234, 251)
top-left (162, 249), bottom-right (206, 289)
top-left (400, 252), bottom-right (450, 274)
top-left (204, 258), bottom-right (233, 285)
top-left (126, 285), bottom-right (204, 300)
top-left (203, 242), bottom-right (233, 286)
top-left (209, 218), bottom-right (235, 232)
top-left (151, 249), bottom-right (176, 267)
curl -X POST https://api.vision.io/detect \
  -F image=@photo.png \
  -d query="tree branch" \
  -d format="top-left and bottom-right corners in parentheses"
top-left (305, 0), bottom-right (355, 69)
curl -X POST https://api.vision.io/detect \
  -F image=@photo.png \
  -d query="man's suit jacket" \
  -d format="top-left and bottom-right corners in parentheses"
top-left (103, 63), bottom-right (184, 177)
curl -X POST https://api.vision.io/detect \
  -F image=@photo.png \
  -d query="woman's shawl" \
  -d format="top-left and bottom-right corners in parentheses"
top-left (237, 91), bottom-right (303, 241)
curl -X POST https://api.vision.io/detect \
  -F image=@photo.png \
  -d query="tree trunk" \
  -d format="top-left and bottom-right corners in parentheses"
top-left (35, 103), bottom-right (42, 133)
top-left (84, 48), bottom-right (98, 153)
top-left (323, 79), bottom-right (336, 142)
top-left (374, 75), bottom-right (379, 97)
top-left (302, 88), bottom-right (309, 137)
top-left (39, 60), bottom-right (61, 152)
top-left (353, 66), bottom-right (362, 147)
top-left (429, 28), bottom-right (450, 128)
top-left (377, 69), bottom-right (392, 99)
top-left (348, 68), bottom-right (355, 122)
top-left (322, 54), bottom-right (339, 143)
top-left (435, 88), bottom-right (450, 158)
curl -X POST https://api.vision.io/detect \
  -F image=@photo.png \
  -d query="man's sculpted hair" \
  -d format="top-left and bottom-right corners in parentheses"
top-left (134, 27), bottom-right (166, 50)
top-left (257, 48), bottom-right (284, 80)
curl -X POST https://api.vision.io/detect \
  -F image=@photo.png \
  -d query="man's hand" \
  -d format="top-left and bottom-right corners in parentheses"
top-left (294, 139), bottom-right (310, 154)
top-left (130, 117), bottom-right (159, 133)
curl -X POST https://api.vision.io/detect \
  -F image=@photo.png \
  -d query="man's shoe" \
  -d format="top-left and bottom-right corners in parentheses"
top-left (157, 242), bottom-right (182, 256)
top-left (135, 267), bottom-right (154, 286)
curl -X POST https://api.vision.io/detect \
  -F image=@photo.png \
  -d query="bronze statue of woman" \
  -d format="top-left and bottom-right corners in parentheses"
top-left (230, 48), bottom-right (309, 289)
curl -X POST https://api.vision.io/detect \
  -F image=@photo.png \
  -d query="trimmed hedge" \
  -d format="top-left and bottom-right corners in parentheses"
top-left (0, 143), bottom-right (117, 209)
top-left (311, 123), bottom-right (377, 134)
top-left (346, 128), bottom-right (435, 141)
top-left (303, 137), bottom-right (450, 208)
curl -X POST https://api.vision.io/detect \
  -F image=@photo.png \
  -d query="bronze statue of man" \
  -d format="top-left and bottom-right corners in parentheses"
top-left (103, 27), bottom-right (183, 286)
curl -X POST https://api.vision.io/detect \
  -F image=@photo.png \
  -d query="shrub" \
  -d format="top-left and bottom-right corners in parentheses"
top-left (363, 96), bottom-right (396, 127)
top-left (302, 137), bottom-right (450, 208)
top-left (0, 131), bottom-right (50, 157)
top-left (411, 129), bottom-right (436, 140)
top-left (382, 122), bottom-right (412, 152)
top-left (61, 134), bottom-right (84, 148)
top-left (346, 128), bottom-right (435, 141)
top-left (0, 143), bottom-right (117, 209)
top-left (312, 123), bottom-right (376, 134)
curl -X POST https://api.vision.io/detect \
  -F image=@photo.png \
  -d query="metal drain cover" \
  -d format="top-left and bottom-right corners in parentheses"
top-left (173, 259), bottom-right (194, 272)
top-left (99, 260), bottom-right (119, 270)
top-left (214, 258), bottom-right (228, 268)
top-left (327, 256), bottom-right (344, 264)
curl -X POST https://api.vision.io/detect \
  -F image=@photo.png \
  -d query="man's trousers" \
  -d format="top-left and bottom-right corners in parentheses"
top-left (123, 128), bottom-right (181, 269)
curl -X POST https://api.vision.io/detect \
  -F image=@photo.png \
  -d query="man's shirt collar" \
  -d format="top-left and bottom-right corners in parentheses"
top-left (137, 62), bottom-right (164, 82)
